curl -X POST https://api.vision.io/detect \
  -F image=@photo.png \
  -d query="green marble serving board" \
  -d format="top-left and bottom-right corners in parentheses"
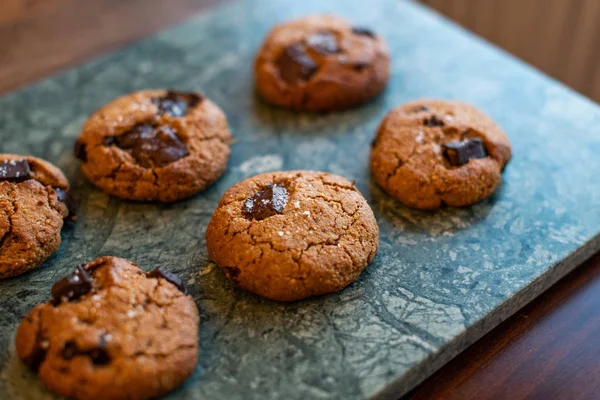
top-left (1, 0), bottom-right (600, 399)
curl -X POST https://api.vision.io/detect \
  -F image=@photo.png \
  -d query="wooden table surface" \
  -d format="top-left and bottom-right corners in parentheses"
top-left (2, 1), bottom-right (599, 399)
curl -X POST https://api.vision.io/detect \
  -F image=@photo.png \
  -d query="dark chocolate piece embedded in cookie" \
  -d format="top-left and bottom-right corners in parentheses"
top-left (152, 90), bottom-right (203, 118)
top-left (61, 337), bottom-right (111, 366)
top-left (74, 140), bottom-right (88, 162)
top-left (0, 154), bottom-right (73, 278)
top-left (276, 44), bottom-right (318, 84)
top-left (255, 15), bottom-right (390, 111)
top-left (55, 188), bottom-right (77, 222)
top-left (0, 159), bottom-right (32, 182)
top-left (242, 184), bottom-right (289, 221)
top-left (410, 105), bottom-right (430, 113)
top-left (370, 99), bottom-right (512, 209)
top-left (442, 138), bottom-right (488, 167)
top-left (147, 267), bottom-right (186, 294)
top-left (130, 125), bottom-right (189, 168)
top-left (51, 264), bottom-right (93, 305)
top-left (104, 124), bottom-right (189, 168)
top-left (207, 171), bottom-right (379, 302)
top-left (351, 26), bottom-right (376, 37)
top-left (15, 256), bottom-right (199, 400)
top-left (74, 89), bottom-right (233, 202)
top-left (423, 115), bottom-right (445, 127)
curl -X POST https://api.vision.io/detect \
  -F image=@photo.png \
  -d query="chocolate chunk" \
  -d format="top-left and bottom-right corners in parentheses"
top-left (51, 264), bottom-right (93, 305)
top-left (61, 337), bottom-right (110, 366)
top-left (423, 116), bottom-right (445, 127)
top-left (223, 266), bottom-right (241, 284)
top-left (148, 267), bottom-right (186, 294)
top-left (275, 43), bottom-right (318, 84)
top-left (55, 188), bottom-right (77, 222)
top-left (89, 334), bottom-right (111, 365)
top-left (411, 105), bottom-right (429, 113)
top-left (104, 124), bottom-right (189, 168)
top-left (305, 31), bottom-right (340, 55)
top-left (152, 91), bottom-right (203, 118)
top-left (442, 138), bottom-right (488, 167)
top-left (22, 329), bottom-right (49, 371)
top-left (351, 61), bottom-right (369, 72)
top-left (243, 184), bottom-right (288, 221)
top-left (61, 341), bottom-right (78, 360)
top-left (0, 159), bottom-right (32, 183)
top-left (103, 136), bottom-right (116, 146)
top-left (351, 26), bottom-right (376, 38)
top-left (88, 346), bottom-right (110, 365)
top-left (74, 140), bottom-right (87, 162)
top-left (131, 126), bottom-right (189, 168)
top-left (109, 123), bottom-right (154, 149)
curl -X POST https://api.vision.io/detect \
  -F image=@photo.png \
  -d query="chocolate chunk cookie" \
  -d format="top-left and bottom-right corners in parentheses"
top-left (206, 171), bottom-right (379, 302)
top-left (75, 90), bottom-right (233, 202)
top-left (254, 15), bottom-right (390, 112)
top-left (15, 256), bottom-right (199, 400)
top-left (370, 100), bottom-right (512, 209)
top-left (0, 154), bottom-right (75, 279)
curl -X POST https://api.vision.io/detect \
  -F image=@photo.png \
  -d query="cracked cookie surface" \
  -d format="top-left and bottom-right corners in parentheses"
top-left (0, 154), bottom-right (73, 279)
top-left (206, 171), bottom-right (379, 302)
top-left (75, 89), bottom-right (233, 202)
top-left (254, 15), bottom-right (390, 111)
top-left (15, 256), bottom-right (199, 400)
top-left (370, 99), bottom-right (512, 210)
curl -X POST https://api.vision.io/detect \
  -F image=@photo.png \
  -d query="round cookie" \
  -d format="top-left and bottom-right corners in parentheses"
top-left (16, 256), bottom-right (199, 400)
top-left (0, 154), bottom-right (75, 279)
top-left (206, 171), bottom-right (379, 302)
top-left (254, 15), bottom-right (391, 112)
top-left (75, 90), bottom-right (233, 202)
top-left (370, 100), bottom-right (512, 210)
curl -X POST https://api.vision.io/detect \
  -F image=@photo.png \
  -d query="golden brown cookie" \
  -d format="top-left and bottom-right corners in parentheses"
top-left (254, 15), bottom-right (391, 112)
top-left (15, 256), bottom-right (199, 400)
top-left (75, 90), bottom-right (233, 202)
top-left (0, 154), bottom-right (75, 279)
top-left (206, 171), bottom-right (379, 302)
top-left (370, 99), bottom-right (512, 210)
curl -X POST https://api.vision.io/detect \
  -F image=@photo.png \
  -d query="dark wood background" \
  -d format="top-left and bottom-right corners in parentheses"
top-left (418, 0), bottom-right (600, 103)
top-left (1, 0), bottom-right (600, 399)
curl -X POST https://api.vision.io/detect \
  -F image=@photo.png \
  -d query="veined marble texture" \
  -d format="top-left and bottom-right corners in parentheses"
top-left (1, 0), bottom-right (600, 399)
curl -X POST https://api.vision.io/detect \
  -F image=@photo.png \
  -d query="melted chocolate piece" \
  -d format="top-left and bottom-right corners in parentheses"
top-left (55, 188), bottom-right (77, 222)
top-left (275, 43), bottom-right (318, 84)
top-left (131, 126), bottom-right (189, 168)
top-left (147, 267), bottom-right (186, 294)
top-left (305, 31), bottom-right (340, 55)
top-left (74, 140), bottom-right (87, 162)
top-left (351, 26), bottom-right (376, 38)
top-left (423, 116), bottom-right (445, 127)
top-left (152, 91), bottom-right (203, 118)
top-left (0, 159), bottom-right (32, 183)
top-left (104, 124), bottom-right (189, 168)
top-left (243, 184), bottom-right (288, 221)
top-left (106, 124), bottom-right (154, 148)
top-left (51, 265), bottom-right (93, 305)
top-left (61, 336), bottom-right (110, 365)
top-left (442, 138), bottom-right (488, 167)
